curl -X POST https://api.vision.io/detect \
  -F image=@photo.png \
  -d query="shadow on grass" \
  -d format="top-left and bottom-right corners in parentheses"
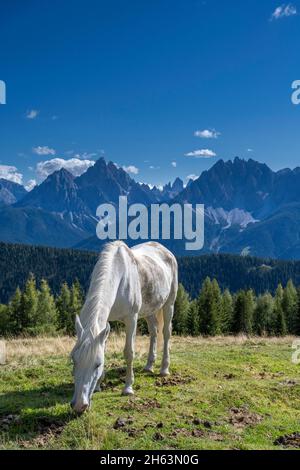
top-left (0, 366), bottom-right (149, 443)
top-left (0, 381), bottom-right (76, 443)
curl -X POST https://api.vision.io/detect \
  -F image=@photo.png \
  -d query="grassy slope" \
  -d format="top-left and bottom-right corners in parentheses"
top-left (0, 335), bottom-right (299, 450)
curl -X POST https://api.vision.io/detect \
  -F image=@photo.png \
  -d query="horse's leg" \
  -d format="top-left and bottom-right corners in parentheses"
top-left (94, 370), bottom-right (105, 393)
top-left (122, 314), bottom-right (138, 396)
top-left (160, 304), bottom-right (174, 377)
top-left (94, 333), bottom-right (109, 393)
top-left (144, 314), bottom-right (158, 373)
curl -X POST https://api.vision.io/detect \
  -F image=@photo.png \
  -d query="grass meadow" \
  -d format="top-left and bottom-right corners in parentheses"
top-left (0, 334), bottom-right (300, 450)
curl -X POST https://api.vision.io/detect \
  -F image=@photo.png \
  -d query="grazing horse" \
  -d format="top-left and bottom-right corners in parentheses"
top-left (70, 241), bottom-right (178, 413)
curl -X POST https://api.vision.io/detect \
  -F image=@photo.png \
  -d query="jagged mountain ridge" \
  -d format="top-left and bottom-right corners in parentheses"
top-left (0, 157), bottom-right (299, 258)
top-left (0, 179), bottom-right (27, 206)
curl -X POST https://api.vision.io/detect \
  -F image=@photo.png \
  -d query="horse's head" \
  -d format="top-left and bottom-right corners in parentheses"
top-left (70, 315), bottom-right (110, 413)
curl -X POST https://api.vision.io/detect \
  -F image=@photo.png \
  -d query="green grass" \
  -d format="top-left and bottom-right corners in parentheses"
top-left (0, 335), bottom-right (300, 450)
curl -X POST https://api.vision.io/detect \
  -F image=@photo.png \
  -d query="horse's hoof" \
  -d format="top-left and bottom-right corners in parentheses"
top-left (122, 387), bottom-right (134, 396)
top-left (160, 370), bottom-right (170, 377)
top-left (143, 366), bottom-right (154, 374)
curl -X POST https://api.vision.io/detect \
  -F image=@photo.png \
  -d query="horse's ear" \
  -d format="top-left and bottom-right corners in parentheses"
top-left (75, 315), bottom-right (84, 339)
top-left (97, 322), bottom-right (110, 344)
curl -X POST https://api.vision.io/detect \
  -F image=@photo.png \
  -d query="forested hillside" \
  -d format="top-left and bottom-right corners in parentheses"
top-left (1, 242), bottom-right (300, 303)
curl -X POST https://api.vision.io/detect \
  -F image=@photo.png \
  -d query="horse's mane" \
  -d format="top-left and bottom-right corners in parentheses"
top-left (79, 241), bottom-right (126, 333)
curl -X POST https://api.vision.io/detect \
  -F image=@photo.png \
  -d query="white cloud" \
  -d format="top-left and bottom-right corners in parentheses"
top-left (26, 109), bottom-right (39, 119)
top-left (194, 129), bottom-right (220, 139)
top-left (186, 174), bottom-right (198, 182)
top-left (171, 161), bottom-right (177, 167)
top-left (122, 165), bottom-right (139, 175)
top-left (247, 148), bottom-right (254, 152)
top-left (184, 149), bottom-right (217, 158)
top-left (149, 165), bottom-right (160, 170)
top-left (36, 158), bottom-right (96, 181)
top-left (73, 152), bottom-right (98, 160)
top-left (33, 146), bottom-right (56, 156)
top-left (271, 3), bottom-right (297, 20)
top-left (25, 179), bottom-right (37, 191)
top-left (0, 165), bottom-right (23, 184)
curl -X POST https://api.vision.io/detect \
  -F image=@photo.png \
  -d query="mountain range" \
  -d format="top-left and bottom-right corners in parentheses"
top-left (0, 156), bottom-right (299, 259)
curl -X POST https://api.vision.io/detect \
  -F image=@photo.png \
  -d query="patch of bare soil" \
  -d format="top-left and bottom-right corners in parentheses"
top-left (274, 433), bottom-right (300, 448)
top-left (155, 372), bottom-right (193, 387)
top-left (113, 416), bottom-right (141, 438)
top-left (278, 379), bottom-right (298, 387)
top-left (19, 417), bottom-right (65, 448)
top-left (229, 406), bottom-right (263, 429)
top-left (224, 373), bottom-right (236, 380)
top-left (0, 414), bottom-right (21, 430)
top-left (170, 427), bottom-right (223, 441)
top-left (153, 431), bottom-right (164, 441)
top-left (101, 380), bottom-right (120, 391)
top-left (121, 397), bottom-right (162, 412)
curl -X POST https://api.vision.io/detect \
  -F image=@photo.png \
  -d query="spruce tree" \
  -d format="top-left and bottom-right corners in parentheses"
top-left (186, 300), bottom-right (199, 336)
top-left (8, 287), bottom-right (23, 335)
top-left (36, 279), bottom-right (57, 335)
top-left (273, 284), bottom-right (287, 336)
top-left (21, 274), bottom-right (38, 334)
top-left (282, 280), bottom-right (298, 334)
top-left (232, 290), bottom-right (255, 335)
top-left (198, 277), bottom-right (221, 336)
top-left (220, 289), bottom-right (233, 334)
top-left (173, 283), bottom-right (190, 335)
top-left (68, 282), bottom-right (84, 336)
top-left (295, 288), bottom-right (300, 336)
top-left (253, 293), bottom-right (273, 336)
top-left (0, 304), bottom-right (9, 336)
top-left (56, 282), bottom-right (71, 332)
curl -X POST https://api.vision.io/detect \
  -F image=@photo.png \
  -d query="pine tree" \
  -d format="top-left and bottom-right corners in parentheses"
top-left (8, 287), bottom-right (23, 335)
top-left (21, 274), bottom-right (38, 334)
top-left (282, 280), bottom-right (298, 334)
top-left (198, 277), bottom-right (221, 336)
top-left (232, 290), bottom-right (255, 335)
top-left (173, 284), bottom-right (190, 335)
top-left (36, 279), bottom-right (57, 335)
top-left (56, 282), bottom-right (71, 332)
top-left (273, 284), bottom-right (287, 336)
top-left (186, 300), bottom-right (199, 336)
top-left (220, 289), bottom-right (233, 334)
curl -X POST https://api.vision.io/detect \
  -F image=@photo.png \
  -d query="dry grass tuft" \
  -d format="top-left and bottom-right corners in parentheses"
top-left (5, 333), bottom-right (150, 362)
top-left (3, 334), bottom-right (296, 363)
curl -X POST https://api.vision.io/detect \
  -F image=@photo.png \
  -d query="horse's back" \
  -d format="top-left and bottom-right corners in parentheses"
top-left (131, 242), bottom-right (178, 317)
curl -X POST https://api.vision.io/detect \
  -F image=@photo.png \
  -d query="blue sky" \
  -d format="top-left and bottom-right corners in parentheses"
top-left (0, 0), bottom-right (300, 189)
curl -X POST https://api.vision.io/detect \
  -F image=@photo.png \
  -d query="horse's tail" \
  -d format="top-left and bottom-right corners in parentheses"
top-left (156, 309), bottom-right (164, 351)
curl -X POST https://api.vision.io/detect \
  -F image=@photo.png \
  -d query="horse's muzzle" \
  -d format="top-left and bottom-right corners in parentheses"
top-left (70, 400), bottom-right (89, 414)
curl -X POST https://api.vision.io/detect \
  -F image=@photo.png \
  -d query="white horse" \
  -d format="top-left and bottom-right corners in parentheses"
top-left (70, 241), bottom-right (178, 413)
